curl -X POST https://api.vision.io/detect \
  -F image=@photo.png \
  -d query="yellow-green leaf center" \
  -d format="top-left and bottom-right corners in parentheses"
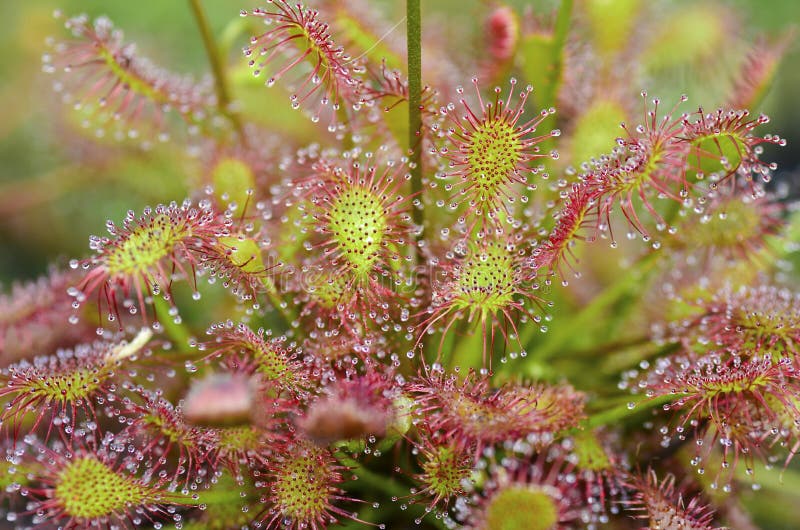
top-left (484, 485), bottom-right (559, 530)
top-left (466, 119), bottom-right (521, 202)
top-left (328, 187), bottom-right (387, 275)
top-left (55, 457), bottom-right (149, 520)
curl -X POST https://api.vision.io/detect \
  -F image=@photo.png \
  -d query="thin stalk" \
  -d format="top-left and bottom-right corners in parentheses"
top-left (553, 0), bottom-right (573, 67)
top-left (446, 321), bottom-right (485, 372)
top-left (338, 105), bottom-right (356, 149)
top-left (152, 296), bottom-right (192, 347)
top-left (188, 0), bottom-right (245, 138)
top-left (408, 0), bottom-right (432, 358)
top-left (586, 393), bottom-right (674, 428)
top-left (406, 0), bottom-right (424, 239)
top-left (567, 334), bottom-right (652, 359)
top-left (524, 0), bottom-right (573, 205)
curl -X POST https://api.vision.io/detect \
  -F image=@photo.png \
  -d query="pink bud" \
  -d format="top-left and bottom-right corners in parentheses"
top-left (485, 6), bottom-right (519, 61)
top-left (183, 372), bottom-right (254, 427)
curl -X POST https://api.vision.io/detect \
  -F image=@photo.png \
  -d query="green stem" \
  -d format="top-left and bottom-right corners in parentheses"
top-left (219, 17), bottom-right (250, 59)
top-left (153, 296), bottom-right (192, 347)
top-left (566, 334), bottom-right (652, 359)
top-left (446, 321), bottom-right (484, 371)
top-left (338, 105), bottom-right (355, 149)
top-left (586, 393), bottom-right (674, 428)
top-left (188, 0), bottom-right (245, 138)
top-left (553, 0), bottom-right (574, 64)
top-left (542, 0), bottom-right (572, 116)
top-left (523, 0), bottom-right (572, 205)
top-left (406, 0), bottom-right (424, 238)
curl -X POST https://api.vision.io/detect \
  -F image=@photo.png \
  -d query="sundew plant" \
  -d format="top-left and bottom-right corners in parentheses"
top-left (2, 0), bottom-right (800, 529)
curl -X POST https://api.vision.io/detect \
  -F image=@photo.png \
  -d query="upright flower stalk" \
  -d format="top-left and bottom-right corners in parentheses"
top-left (188, 0), bottom-right (245, 138)
top-left (407, 0), bottom-right (424, 237)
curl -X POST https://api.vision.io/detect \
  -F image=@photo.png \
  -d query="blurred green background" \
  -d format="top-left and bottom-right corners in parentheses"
top-left (0, 0), bottom-right (798, 282)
